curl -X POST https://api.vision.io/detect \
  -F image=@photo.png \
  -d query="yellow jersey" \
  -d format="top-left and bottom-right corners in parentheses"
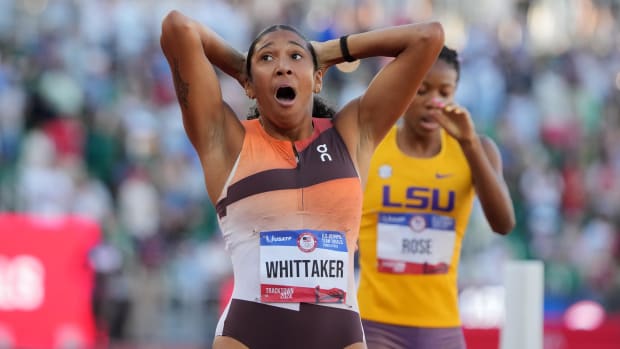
top-left (358, 126), bottom-right (475, 327)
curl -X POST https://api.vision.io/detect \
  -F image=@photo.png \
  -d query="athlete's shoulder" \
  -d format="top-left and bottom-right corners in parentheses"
top-left (312, 117), bottom-right (334, 131)
top-left (477, 134), bottom-right (502, 161)
top-left (478, 134), bottom-right (498, 147)
top-left (241, 118), bottom-right (260, 128)
top-left (240, 119), bottom-right (265, 141)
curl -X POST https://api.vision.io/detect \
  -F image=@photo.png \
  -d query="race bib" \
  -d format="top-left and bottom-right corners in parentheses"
top-left (376, 212), bottom-right (456, 274)
top-left (260, 229), bottom-right (348, 303)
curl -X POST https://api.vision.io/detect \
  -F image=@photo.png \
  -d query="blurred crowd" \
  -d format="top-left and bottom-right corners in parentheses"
top-left (0, 0), bottom-right (618, 346)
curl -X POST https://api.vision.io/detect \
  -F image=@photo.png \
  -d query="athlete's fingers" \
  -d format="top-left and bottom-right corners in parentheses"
top-left (443, 104), bottom-right (466, 115)
top-left (431, 99), bottom-right (466, 118)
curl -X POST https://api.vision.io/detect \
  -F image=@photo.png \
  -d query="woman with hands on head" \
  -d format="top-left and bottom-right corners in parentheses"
top-left (357, 46), bottom-right (516, 349)
top-left (160, 9), bottom-right (443, 349)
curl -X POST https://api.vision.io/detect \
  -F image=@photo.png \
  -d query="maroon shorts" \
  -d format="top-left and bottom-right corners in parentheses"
top-left (362, 319), bottom-right (466, 349)
top-left (221, 299), bottom-right (364, 349)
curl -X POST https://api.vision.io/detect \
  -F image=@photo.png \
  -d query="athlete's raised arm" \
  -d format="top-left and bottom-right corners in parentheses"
top-left (160, 10), bottom-right (246, 202)
top-left (313, 22), bottom-right (444, 178)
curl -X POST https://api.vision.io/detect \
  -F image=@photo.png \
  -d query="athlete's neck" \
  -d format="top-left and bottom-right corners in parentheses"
top-left (259, 117), bottom-right (314, 142)
top-left (396, 127), bottom-right (442, 158)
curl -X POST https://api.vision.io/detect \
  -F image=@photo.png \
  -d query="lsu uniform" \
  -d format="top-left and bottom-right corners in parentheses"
top-left (214, 118), bottom-right (364, 348)
top-left (358, 126), bottom-right (475, 328)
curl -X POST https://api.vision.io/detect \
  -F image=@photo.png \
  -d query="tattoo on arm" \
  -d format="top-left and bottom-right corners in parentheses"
top-left (172, 58), bottom-right (190, 109)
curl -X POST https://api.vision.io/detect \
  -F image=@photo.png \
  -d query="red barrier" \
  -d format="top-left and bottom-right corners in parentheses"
top-left (464, 315), bottom-right (620, 349)
top-left (0, 214), bottom-right (100, 349)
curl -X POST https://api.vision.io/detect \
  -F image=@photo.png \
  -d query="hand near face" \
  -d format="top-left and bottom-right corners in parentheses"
top-left (310, 40), bottom-right (342, 75)
top-left (430, 98), bottom-right (477, 144)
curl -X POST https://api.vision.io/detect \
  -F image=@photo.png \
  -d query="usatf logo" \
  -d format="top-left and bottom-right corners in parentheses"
top-left (297, 232), bottom-right (318, 252)
top-left (265, 235), bottom-right (292, 243)
top-left (316, 144), bottom-right (332, 162)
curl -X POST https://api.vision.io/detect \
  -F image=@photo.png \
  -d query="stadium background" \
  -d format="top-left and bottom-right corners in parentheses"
top-left (0, 0), bottom-right (618, 348)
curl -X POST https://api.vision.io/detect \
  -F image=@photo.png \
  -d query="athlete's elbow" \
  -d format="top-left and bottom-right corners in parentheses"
top-left (162, 10), bottom-right (184, 31)
top-left (427, 21), bottom-right (445, 45)
top-left (161, 11), bottom-right (201, 56)
top-left (162, 10), bottom-right (197, 40)
top-left (415, 21), bottom-right (445, 52)
top-left (490, 216), bottom-right (516, 236)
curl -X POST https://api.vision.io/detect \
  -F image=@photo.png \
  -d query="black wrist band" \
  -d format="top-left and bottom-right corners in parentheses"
top-left (339, 35), bottom-right (356, 62)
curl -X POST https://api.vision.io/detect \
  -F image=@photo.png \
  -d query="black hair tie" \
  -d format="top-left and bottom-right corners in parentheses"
top-left (339, 35), bottom-right (357, 62)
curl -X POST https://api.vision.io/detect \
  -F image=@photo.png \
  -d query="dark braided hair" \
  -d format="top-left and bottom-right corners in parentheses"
top-left (245, 24), bottom-right (336, 120)
top-left (438, 46), bottom-right (460, 81)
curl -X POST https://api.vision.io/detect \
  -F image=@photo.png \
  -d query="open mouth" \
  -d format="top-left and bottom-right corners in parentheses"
top-left (420, 115), bottom-right (440, 128)
top-left (275, 86), bottom-right (296, 102)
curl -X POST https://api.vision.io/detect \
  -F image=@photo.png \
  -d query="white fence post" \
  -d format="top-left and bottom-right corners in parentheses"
top-left (500, 260), bottom-right (544, 349)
